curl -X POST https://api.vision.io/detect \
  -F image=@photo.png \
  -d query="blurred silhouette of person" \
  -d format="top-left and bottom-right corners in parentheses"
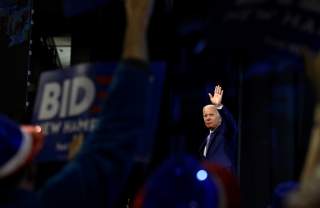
top-left (284, 48), bottom-right (320, 208)
top-left (201, 85), bottom-right (238, 175)
top-left (202, 161), bottom-right (241, 208)
top-left (0, 0), bottom-right (158, 207)
top-left (132, 155), bottom-right (241, 208)
top-left (271, 181), bottom-right (298, 208)
top-left (132, 154), bottom-right (223, 208)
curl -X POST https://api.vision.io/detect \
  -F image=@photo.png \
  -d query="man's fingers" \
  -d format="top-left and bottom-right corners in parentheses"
top-left (213, 85), bottom-right (224, 96)
top-left (215, 85), bottom-right (222, 95)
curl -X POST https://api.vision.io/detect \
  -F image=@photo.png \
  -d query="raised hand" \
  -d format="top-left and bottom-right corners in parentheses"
top-left (209, 85), bottom-right (223, 107)
top-left (122, 0), bottom-right (155, 61)
top-left (299, 47), bottom-right (320, 184)
top-left (125, 0), bottom-right (154, 30)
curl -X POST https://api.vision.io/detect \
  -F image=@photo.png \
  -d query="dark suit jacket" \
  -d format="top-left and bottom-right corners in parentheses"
top-left (200, 106), bottom-right (238, 174)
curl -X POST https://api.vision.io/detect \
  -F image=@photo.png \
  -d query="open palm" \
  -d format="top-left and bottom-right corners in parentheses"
top-left (209, 85), bottom-right (223, 106)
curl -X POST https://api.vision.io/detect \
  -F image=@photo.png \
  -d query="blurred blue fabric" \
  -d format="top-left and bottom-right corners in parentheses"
top-left (272, 181), bottom-right (298, 208)
top-left (0, 115), bottom-right (24, 169)
top-left (141, 154), bottom-right (221, 208)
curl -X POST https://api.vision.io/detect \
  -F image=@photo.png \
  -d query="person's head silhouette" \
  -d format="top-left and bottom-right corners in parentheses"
top-left (134, 154), bottom-right (223, 208)
top-left (0, 115), bottom-right (43, 190)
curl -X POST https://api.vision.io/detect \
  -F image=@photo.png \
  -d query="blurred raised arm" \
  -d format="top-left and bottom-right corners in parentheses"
top-left (300, 48), bottom-right (320, 184)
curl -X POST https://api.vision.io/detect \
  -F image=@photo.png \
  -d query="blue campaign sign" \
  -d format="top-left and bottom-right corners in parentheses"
top-left (32, 62), bottom-right (116, 162)
top-left (32, 62), bottom-right (166, 162)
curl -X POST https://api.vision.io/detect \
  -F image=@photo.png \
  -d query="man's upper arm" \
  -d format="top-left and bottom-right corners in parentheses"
top-left (219, 106), bottom-right (237, 138)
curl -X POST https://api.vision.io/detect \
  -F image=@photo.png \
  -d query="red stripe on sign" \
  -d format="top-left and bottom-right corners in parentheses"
top-left (96, 76), bottom-right (112, 85)
top-left (97, 91), bottom-right (108, 99)
top-left (90, 106), bottom-right (102, 113)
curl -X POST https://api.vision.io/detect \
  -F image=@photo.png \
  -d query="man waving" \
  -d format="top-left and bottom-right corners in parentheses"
top-left (201, 85), bottom-right (238, 174)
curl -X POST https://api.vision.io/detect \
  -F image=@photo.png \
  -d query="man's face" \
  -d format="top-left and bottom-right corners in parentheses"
top-left (203, 105), bottom-right (221, 130)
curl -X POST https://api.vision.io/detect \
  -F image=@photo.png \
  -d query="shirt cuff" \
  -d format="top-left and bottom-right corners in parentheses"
top-left (216, 104), bottom-right (223, 110)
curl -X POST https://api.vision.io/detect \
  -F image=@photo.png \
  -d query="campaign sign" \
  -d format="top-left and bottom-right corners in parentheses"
top-left (32, 62), bottom-right (115, 162)
top-left (32, 62), bottom-right (165, 162)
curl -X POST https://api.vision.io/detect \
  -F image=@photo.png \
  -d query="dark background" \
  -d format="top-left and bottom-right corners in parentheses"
top-left (1, 0), bottom-right (319, 207)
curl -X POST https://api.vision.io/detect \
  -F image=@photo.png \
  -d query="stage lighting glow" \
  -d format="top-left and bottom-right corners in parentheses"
top-left (196, 169), bottom-right (208, 181)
